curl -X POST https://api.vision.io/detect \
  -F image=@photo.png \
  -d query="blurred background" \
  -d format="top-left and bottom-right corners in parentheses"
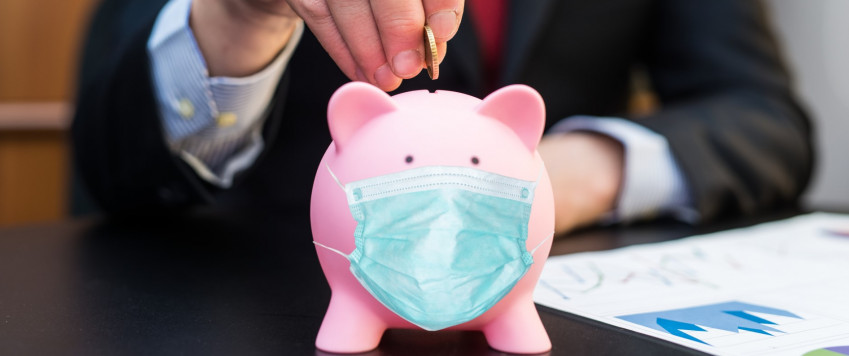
top-left (0, 0), bottom-right (96, 226)
top-left (0, 0), bottom-right (845, 227)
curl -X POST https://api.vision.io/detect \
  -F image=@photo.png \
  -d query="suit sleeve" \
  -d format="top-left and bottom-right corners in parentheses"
top-left (637, 0), bottom-right (814, 221)
top-left (71, 0), bottom-right (290, 213)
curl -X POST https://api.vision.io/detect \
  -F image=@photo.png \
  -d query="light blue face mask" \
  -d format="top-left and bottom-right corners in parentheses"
top-left (315, 164), bottom-right (551, 331)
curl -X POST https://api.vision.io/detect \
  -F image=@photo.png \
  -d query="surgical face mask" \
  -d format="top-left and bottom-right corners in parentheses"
top-left (315, 164), bottom-right (550, 331)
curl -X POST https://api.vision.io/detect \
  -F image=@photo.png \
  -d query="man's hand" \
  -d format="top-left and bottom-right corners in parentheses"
top-left (191, 0), bottom-right (463, 91)
top-left (286, 0), bottom-right (463, 91)
top-left (538, 132), bottom-right (625, 234)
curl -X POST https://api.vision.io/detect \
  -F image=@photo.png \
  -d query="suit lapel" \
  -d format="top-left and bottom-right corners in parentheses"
top-left (501, 0), bottom-right (557, 84)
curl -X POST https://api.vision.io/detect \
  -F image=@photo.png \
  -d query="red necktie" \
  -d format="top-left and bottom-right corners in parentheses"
top-left (468, 0), bottom-right (507, 91)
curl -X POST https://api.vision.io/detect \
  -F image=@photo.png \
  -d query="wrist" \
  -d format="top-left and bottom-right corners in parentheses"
top-left (191, 0), bottom-right (300, 77)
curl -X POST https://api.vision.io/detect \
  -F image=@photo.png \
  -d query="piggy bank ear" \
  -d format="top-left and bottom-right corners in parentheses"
top-left (475, 85), bottom-right (546, 152)
top-left (327, 82), bottom-right (398, 151)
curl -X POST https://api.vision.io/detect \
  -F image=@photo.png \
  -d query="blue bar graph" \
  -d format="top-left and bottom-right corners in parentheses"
top-left (618, 301), bottom-right (801, 345)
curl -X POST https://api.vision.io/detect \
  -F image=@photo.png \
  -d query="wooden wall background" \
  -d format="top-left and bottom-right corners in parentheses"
top-left (0, 0), bottom-right (97, 226)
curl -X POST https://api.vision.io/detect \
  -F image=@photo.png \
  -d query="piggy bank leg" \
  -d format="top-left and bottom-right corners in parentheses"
top-left (315, 292), bottom-right (387, 353)
top-left (482, 298), bottom-right (551, 354)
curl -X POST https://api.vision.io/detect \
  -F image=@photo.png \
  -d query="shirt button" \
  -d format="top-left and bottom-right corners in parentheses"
top-left (216, 112), bottom-right (237, 127)
top-left (177, 98), bottom-right (194, 119)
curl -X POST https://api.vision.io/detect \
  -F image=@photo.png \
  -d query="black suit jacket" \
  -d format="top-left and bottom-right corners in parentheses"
top-left (72, 0), bottom-right (813, 222)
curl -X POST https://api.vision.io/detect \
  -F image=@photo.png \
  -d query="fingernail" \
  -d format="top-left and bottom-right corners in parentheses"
top-left (427, 10), bottom-right (459, 41)
top-left (375, 63), bottom-right (402, 91)
top-left (355, 68), bottom-right (368, 82)
top-left (391, 49), bottom-right (422, 79)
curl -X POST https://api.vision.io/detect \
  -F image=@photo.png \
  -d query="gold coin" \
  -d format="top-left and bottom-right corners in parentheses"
top-left (423, 24), bottom-right (439, 80)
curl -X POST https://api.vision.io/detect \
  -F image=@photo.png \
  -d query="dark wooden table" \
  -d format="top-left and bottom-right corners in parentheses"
top-left (0, 207), bottom-right (801, 355)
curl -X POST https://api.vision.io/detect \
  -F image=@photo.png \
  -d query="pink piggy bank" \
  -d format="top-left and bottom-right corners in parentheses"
top-left (310, 82), bottom-right (555, 354)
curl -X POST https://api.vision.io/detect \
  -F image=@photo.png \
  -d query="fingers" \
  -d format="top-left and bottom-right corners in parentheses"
top-left (369, 0), bottom-right (460, 80)
top-left (369, 0), bottom-right (427, 79)
top-left (424, 0), bottom-right (461, 66)
top-left (289, 0), bottom-right (463, 91)
top-left (286, 0), bottom-right (360, 80)
top-left (326, 0), bottom-right (402, 90)
top-left (422, 0), bottom-right (464, 42)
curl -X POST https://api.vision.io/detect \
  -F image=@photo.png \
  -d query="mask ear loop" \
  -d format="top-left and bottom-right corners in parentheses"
top-left (313, 241), bottom-right (349, 259)
top-left (314, 164), bottom-right (350, 258)
top-left (525, 165), bottom-right (551, 256)
top-left (536, 165), bottom-right (545, 182)
top-left (530, 232), bottom-right (555, 254)
top-left (325, 163), bottom-right (345, 190)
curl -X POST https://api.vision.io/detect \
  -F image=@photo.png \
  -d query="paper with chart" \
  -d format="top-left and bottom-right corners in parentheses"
top-left (534, 213), bottom-right (849, 356)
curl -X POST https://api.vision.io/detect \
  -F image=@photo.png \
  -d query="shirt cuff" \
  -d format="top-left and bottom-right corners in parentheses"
top-left (549, 116), bottom-right (700, 224)
top-left (147, 0), bottom-right (304, 187)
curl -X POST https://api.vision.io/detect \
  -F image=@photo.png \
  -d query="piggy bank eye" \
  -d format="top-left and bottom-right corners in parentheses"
top-left (471, 156), bottom-right (480, 165)
top-left (405, 155), bottom-right (414, 164)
